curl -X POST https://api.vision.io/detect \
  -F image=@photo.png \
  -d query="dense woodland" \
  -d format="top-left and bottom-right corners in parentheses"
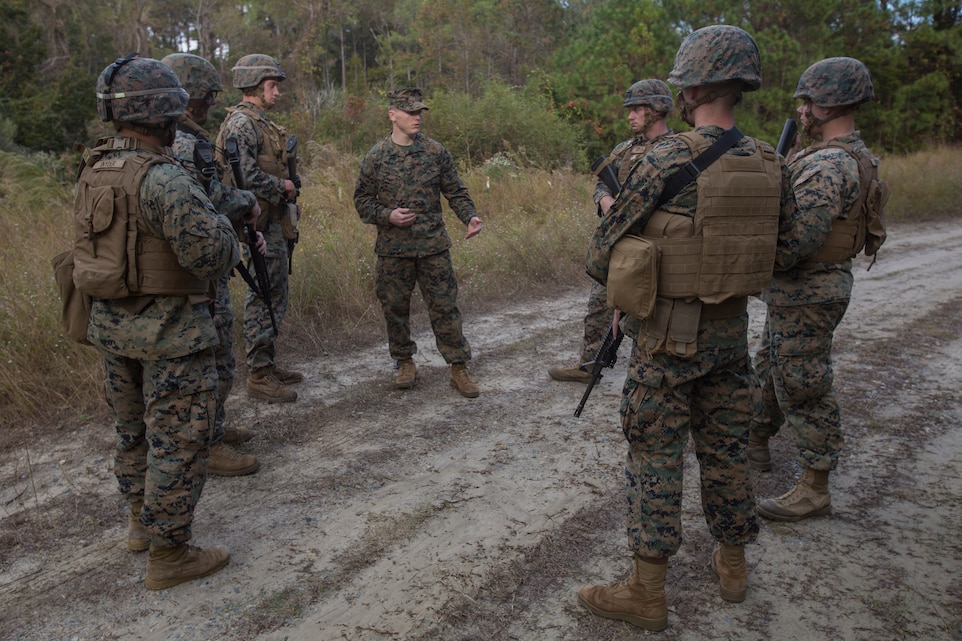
top-left (1, 0), bottom-right (960, 167)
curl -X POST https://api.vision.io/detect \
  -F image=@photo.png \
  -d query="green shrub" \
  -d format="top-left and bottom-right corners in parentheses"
top-left (426, 79), bottom-right (587, 171)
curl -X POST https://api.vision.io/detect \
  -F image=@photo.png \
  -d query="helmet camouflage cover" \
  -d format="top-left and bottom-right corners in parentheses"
top-left (623, 79), bottom-right (674, 113)
top-left (794, 57), bottom-right (875, 108)
top-left (96, 53), bottom-right (189, 126)
top-left (668, 24), bottom-right (762, 92)
top-left (231, 54), bottom-right (286, 89)
top-left (161, 53), bottom-right (223, 100)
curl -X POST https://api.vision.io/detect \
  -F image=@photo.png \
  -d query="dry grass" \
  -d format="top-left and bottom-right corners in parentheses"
top-left (0, 143), bottom-right (959, 439)
top-left (880, 145), bottom-right (962, 221)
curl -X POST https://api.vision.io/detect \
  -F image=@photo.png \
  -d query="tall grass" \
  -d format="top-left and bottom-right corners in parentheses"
top-left (3, 144), bottom-right (960, 432)
top-left (0, 151), bottom-right (102, 430)
top-left (879, 146), bottom-right (962, 221)
top-left (276, 145), bottom-right (596, 355)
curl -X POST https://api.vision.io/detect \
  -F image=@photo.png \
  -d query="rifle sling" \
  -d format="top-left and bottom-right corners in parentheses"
top-left (655, 127), bottom-right (743, 209)
top-left (234, 262), bottom-right (260, 298)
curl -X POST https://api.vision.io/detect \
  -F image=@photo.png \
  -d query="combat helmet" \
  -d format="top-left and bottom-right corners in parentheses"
top-left (623, 79), bottom-right (674, 113)
top-left (794, 57), bottom-right (874, 108)
top-left (668, 25), bottom-right (762, 92)
top-left (96, 53), bottom-right (189, 125)
top-left (231, 54), bottom-right (286, 89)
top-left (161, 53), bottom-right (223, 100)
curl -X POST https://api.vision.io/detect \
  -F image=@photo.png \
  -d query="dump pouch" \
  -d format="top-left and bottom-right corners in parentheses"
top-left (607, 234), bottom-right (659, 319)
top-left (51, 250), bottom-right (92, 345)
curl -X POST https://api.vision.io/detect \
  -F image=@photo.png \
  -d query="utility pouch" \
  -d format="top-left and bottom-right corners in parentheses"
top-left (863, 176), bottom-right (890, 257)
top-left (51, 250), bottom-right (92, 345)
top-left (666, 298), bottom-right (701, 358)
top-left (644, 296), bottom-right (672, 354)
top-left (607, 234), bottom-right (658, 319)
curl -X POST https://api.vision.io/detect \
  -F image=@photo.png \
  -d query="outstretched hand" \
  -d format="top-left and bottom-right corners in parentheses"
top-left (465, 216), bottom-right (483, 240)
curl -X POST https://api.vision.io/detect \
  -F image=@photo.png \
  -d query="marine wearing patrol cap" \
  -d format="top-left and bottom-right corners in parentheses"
top-left (389, 88), bottom-right (429, 112)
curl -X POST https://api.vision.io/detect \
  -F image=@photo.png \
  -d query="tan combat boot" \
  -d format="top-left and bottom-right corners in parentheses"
top-left (222, 425), bottom-right (254, 445)
top-left (395, 358), bottom-right (417, 389)
top-left (127, 501), bottom-right (149, 552)
top-left (450, 363), bottom-right (479, 398)
top-left (269, 364), bottom-right (304, 385)
top-left (758, 468), bottom-right (831, 521)
top-left (710, 543), bottom-right (747, 602)
top-left (208, 442), bottom-right (260, 476)
top-left (145, 543), bottom-right (230, 590)
top-left (578, 555), bottom-right (668, 632)
top-left (547, 361), bottom-right (593, 383)
top-left (747, 433), bottom-right (772, 472)
top-left (248, 367), bottom-right (297, 403)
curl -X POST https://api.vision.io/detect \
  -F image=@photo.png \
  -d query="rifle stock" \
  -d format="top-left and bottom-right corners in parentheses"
top-left (591, 155), bottom-right (621, 200)
top-left (225, 136), bottom-right (278, 337)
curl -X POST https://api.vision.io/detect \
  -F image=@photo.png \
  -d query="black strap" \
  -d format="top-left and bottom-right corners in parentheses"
top-left (233, 262), bottom-right (262, 297)
top-left (655, 127), bottom-right (744, 209)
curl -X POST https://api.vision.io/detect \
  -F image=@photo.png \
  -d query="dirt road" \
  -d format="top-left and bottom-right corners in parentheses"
top-left (2, 219), bottom-right (961, 641)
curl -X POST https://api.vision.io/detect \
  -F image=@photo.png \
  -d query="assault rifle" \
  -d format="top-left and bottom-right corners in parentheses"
top-left (574, 321), bottom-right (625, 417)
top-left (591, 155), bottom-right (621, 199)
top-left (193, 139), bottom-right (267, 324)
top-left (776, 118), bottom-right (798, 159)
top-left (224, 136), bottom-right (278, 337)
top-left (284, 134), bottom-right (300, 275)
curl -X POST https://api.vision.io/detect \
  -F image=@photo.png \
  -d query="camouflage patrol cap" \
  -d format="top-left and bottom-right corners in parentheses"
top-left (668, 25), bottom-right (762, 92)
top-left (794, 57), bottom-right (875, 108)
top-left (623, 79), bottom-right (674, 113)
top-left (161, 53), bottom-right (223, 100)
top-left (96, 53), bottom-right (189, 126)
top-left (389, 88), bottom-right (429, 112)
top-left (231, 54), bottom-right (286, 89)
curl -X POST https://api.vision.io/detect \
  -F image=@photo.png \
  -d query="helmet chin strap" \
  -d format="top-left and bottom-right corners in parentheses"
top-left (801, 104), bottom-right (852, 138)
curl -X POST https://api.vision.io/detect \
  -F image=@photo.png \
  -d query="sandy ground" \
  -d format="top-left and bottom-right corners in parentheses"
top-left (1, 219), bottom-right (961, 641)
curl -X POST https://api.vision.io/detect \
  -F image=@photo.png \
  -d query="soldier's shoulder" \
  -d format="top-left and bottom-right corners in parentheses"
top-left (171, 132), bottom-right (198, 162)
top-left (220, 108), bottom-right (258, 133)
top-left (647, 133), bottom-right (695, 160)
top-left (415, 134), bottom-right (448, 154)
top-left (361, 136), bottom-right (394, 160)
top-left (610, 139), bottom-right (634, 155)
top-left (143, 160), bottom-right (194, 190)
top-left (806, 145), bottom-right (859, 174)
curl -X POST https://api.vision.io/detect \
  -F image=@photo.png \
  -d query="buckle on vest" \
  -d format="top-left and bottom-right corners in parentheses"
top-left (679, 162), bottom-right (700, 180)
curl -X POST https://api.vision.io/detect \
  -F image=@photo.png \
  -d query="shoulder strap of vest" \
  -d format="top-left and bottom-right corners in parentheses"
top-left (88, 136), bottom-right (171, 158)
top-left (655, 127), bottom-right (743, 209)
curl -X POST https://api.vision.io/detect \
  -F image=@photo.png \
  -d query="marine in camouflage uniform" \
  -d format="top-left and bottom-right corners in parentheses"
top-left (81, 55), bottom-right (239, 588)
top-left (215, 53), bottom-right (302, 403)
top-left (750, 57), bottom-right (878, 522)
top-left (163, 53), bottom-right (261, 477)
top-left (578, 26), bottom-right (800, 631)
top-left (353, 88), bottom-right (483, 398)
top-left (548, 80), bottom-right (674, 383)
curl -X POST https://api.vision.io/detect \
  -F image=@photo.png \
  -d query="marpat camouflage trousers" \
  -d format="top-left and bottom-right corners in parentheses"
top-left (620, 319), bottom-right (759, 557)
top-left (102, 348), bottom-right (217, 547)
top-left (212, 270), bottom-right (234, 442)
top-left (751, 300), bottom-right (849, 471)
top-left (375, 251), bottom-right (471, 363)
